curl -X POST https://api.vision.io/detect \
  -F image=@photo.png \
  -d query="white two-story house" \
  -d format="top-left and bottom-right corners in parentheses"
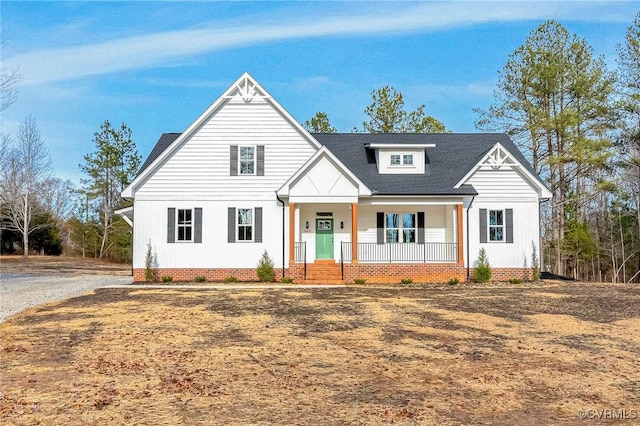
top-left (120, 73), bottom-right (551, 283)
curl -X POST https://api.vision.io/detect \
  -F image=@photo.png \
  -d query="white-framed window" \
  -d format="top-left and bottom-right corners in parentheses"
top-left (237, 208), bottom-right (253, 241)
top-left (489, 210), bottom-right (504, 242)
top-left (390, 154), bottom-right (414, 166)
top-left (239, 146), bottom-right (256, 175)
top-left (177, 209), bottom-right (193, 241)
top-left (385, 212), bottom-right (416, 243)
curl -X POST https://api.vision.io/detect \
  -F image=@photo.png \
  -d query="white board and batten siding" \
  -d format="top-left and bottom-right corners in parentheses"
top-left (465, 166), bottom-right (541, 269)
top-left (131, 96), bottom-right (317, 270)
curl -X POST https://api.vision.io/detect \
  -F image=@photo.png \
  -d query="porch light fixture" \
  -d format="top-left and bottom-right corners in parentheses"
top-left (305, 221), bottom-right (309, 229)
top-left (340, 221), bottom-right (344, 229)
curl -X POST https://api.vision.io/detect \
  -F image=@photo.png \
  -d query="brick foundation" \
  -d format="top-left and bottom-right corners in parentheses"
top-left (133, 268), bottom-right (287, 283)
top-left (343, 263), bottom-right (466, 284)
top-left (133, 264), bottom-right (532, 283)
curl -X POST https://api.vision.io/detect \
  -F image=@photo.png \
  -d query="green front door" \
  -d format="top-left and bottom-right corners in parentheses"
top-left (315, 219), bottom-right (334, 260)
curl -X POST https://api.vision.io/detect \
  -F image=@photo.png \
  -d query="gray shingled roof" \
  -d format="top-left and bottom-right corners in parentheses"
top-left (137, 132), bottom-right (541, 196)
top-left (137, 133), bottom-right (181, 177)
top-left (312, 133), bottom-right (538, 195)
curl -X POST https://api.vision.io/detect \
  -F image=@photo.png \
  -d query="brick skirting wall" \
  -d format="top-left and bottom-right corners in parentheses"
top-left (343, 263), bottom-right (466, 284)
top-left (133, 268), bottom-right (286, 283)
top-left (133, 265), bottom-right (532, 283)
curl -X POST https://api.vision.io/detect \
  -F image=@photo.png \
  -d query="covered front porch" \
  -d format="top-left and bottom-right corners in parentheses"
top-left (288, 202), bottom-right (464, 266)
top-left (277, 145), bottom-right (465, 282)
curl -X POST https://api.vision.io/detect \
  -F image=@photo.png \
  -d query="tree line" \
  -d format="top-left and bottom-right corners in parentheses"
top-left (1, 16), bottom-right (638, 282)
top-left (304, 16), bottom-right (640, 283)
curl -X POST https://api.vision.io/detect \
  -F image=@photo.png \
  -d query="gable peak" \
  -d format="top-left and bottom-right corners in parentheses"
top-left (223, 72), bottom-right (270, 103)
top-left (482, 144), bottom-right (516, 170)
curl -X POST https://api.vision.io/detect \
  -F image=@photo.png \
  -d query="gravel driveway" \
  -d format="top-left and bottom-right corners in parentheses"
top-left (0, 272), bottom-right (132, 323)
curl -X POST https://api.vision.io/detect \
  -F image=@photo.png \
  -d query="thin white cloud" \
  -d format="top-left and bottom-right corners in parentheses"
top-left (6, 1), bottom-right (631, 86)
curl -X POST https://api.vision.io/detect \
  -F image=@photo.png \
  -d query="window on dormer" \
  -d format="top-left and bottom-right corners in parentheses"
top-left (390, 154), bottom-right (413, 166)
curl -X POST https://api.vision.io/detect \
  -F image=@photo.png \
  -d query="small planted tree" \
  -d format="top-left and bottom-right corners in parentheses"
top-left (257, 250), bottom-right (275, 282)
top-left (475, 248), bottom-right (492, 283)
top-left (144, 240), bottom-right (154, 282)
top-left (531, 241), bottom-right (541, 281)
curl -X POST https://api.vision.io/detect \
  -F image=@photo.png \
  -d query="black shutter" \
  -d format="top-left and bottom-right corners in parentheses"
top-left (376, 212), bottom-right (384, 244)
top-left (505, 208), bottom-right (513, 244)
top-left (167, 208), bottom-right (175, 243)
top-left (257, 145), bottom-right (265, 176)
top-left (417, 212), bottom-right (425, 244)
top-left (194, 208), bottom-right (202, 243)
top-left (479, 209), bottom-right (487, 243)
top-left (230, 145), bottom-right (238, 176)
top-left (254, 207), bottom-right (263, 242)
top-left (228, 207), bottom-right (236, 243)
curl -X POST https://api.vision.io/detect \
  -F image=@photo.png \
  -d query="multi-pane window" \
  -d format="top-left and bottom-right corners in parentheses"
top-left (489, 210), bottom-right (504, 241)
top-left (237, 208), bottom-right (253, 241)
top-left (177, 209), bottom-right (193, 241)
top-left (385, 213), bottom-right (416, 243)
top-left (239, 146), bottom-right (255, 175)
top-left (390, 154), bottom-right (414, 166)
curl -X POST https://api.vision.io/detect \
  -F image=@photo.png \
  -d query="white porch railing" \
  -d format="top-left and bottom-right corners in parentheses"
top-left (341, 242), bottom-right (458, 263)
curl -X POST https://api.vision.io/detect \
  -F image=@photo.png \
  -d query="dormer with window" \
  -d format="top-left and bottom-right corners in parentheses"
top-left (366, 142), bottom-right (435, 175)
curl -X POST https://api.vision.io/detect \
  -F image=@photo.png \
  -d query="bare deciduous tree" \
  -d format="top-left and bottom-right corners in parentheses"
top-left (0, 25), bottom-right (22, 112)
top-left (0, 116), bottom-right (52, 257)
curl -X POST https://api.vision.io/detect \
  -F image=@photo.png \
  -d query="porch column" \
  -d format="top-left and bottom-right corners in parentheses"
top-left (289, 202), bottom-right (295, 264)
top-left (351, 203), bottom-right (358, 264)
top-left (456, 204), bottom-right (464, 266)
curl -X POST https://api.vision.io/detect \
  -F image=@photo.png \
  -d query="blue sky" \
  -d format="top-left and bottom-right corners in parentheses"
top-left (2, 1), bottom-right (637, 186)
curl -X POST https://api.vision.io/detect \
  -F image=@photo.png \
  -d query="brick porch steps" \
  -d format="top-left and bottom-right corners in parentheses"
top-left (303, 260), bottom-right (343, 282)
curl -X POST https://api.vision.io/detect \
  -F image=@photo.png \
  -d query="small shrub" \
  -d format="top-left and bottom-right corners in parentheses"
top-left (194, 276), bottom-right (206, 283)
top-left (531, 241), bottom-right (541, 281)
top-left (475, 248), bottom-right (492, 283)
top-left (144, 240), bottom-right (154, 283)
top-left (280, 277), bottom-right (294, 284)
top-left (224, 276), bottom-right (238, 283)
top-left (400, 278), bottom-right (413, 285)
top-left (353, 278), bottom-right (367, 285)
top-left (161, 275), bottom-right (173, 283)
top-left (256, 250), bottom-right (275, 282)
top-left (448, 277), bottom-right (460, 285)
top-left (509, 278), bottom-right (523, 284)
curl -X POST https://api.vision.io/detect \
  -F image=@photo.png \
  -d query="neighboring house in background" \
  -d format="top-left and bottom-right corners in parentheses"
top-left (119, 73), bottom-right (552, 283)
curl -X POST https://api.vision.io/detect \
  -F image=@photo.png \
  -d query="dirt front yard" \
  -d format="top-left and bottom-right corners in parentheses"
top-left (1, 282), bottom-right (639, 425)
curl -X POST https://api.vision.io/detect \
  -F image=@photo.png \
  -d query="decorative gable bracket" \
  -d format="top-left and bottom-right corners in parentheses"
top-left (223, 74), bottom-right (271, 103)
top-left (482, 145), bottom-right (517, 170)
